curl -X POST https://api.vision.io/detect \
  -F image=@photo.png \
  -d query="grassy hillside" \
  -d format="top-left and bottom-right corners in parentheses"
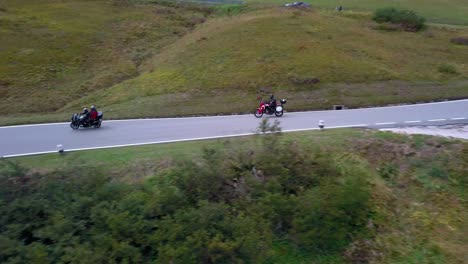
top-left (1, 1), bottom-right (468, 125)
top-left (0, 0), bottom-right (212, 114)
top-left (68, 8), bottom-right (468, 119)
top-left (2, 127), bottom-right (467, 263)
top-left (248, 0), bottom-right (468, 25)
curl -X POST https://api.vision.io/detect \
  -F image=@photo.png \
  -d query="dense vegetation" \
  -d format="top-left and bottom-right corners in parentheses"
top-left (1, 0), bottom-right (468, 125)
top-left (373, 7), bottom-right (426, 32)
top-left (1, 125), bottom-right (467, 263)
top-left (0, 126), bottom-right (372, 262)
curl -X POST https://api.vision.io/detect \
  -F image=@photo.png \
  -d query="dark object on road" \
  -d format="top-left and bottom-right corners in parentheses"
top-left (284, 2), bottom-right (310, 7)
top-left (70, 111), bottom-right (103, 129)
top-left (333, 105), bottom-right (345, 110)
top-left (336, 6), bottom-right (343, 11)
top-left (254, 98), bottom-right (287, 118)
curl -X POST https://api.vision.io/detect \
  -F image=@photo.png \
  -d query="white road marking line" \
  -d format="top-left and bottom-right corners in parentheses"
top-left (450, 117), bottom-right (466, 120)
top-left (375, 122), bottom-right (396, 125)
top-left (428, 119), bottom-right (446, 122)
top-left (2, 133), bottom-right (255, 158)
top-left (1, 124), bottom-right (370, 158)
top-left (0, 122), bottom-right (69, 129)
top-left (282, 124), bottom-right (369, 133)
top-left (1, 150), bottom-right (59, 157)
top-left (293, 98), bottom-right (468, 113)
top-left (404, 120), bottom-right (422, 123)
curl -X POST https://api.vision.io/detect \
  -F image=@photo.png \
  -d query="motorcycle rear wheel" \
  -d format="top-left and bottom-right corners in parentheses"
top-left (70, 122), bottom-right (79, 130)
top-left (254, 109), bottom-right (263, 118)
top-left (93, 121), bottom-right (102, 128)
top-left (275, 110), bottom-right (284, 117)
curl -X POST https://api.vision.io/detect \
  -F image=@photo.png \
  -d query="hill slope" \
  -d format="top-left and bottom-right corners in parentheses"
top-left (0, 1), bottom-right (467, 124)
top-left (70, 8), bottom-right (468, 119)
top-left (0, 0), bottom-right (211, 114)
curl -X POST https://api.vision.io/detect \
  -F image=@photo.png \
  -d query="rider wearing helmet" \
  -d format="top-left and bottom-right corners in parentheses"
top-left (80, 107), bottom-right (90, 125)
top-left (268, 94), bottom-right (277, 113)
top-left (89, 105), bottom-right (98, 124)
top-left (80, 107), bottom-right (89, 117)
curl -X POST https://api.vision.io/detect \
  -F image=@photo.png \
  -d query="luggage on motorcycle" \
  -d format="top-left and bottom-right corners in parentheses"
top-left (97, 111), bottom-right (103, 119)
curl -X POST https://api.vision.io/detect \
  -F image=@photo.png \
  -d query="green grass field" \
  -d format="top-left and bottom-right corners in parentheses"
top-left (0, 0), bottom-right (467, 125)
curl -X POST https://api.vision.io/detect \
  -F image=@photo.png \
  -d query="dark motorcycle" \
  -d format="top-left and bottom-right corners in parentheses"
top-left (254, 99), bottom-right (287, 118)
top-left (70, 112), bottom-right (103, 129)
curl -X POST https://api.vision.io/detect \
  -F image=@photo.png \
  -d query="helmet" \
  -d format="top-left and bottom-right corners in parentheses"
top-left (83, 107), bottom-right (88, 112)
top-left (91, 105), bottom-right (96, 110)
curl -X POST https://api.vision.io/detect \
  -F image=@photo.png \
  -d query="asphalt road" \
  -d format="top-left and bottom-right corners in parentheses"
top-left (1, 100), bottom-right (467, 157)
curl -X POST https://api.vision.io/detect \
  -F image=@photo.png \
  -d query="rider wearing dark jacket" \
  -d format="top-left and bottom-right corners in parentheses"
top-left (268, 94), bottom-right (277, 113)
top-left (80, 107), bottom-right (89, 117)
top-left (80, 107), bottom-right (90, 124)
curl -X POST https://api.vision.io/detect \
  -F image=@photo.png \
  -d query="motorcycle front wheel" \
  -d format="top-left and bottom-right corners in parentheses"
top-left (254, 109), bottom-right (264, 118)
top-left (70, 122), bottom-right (79, 130)
top-left (275, 110), bottom-right (284, 117)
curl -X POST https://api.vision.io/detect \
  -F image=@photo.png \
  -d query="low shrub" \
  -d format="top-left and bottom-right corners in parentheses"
top-left (288, 76), bottom-right (320, 85)
top-left (373, 7), bottom-right (425, 32)
top-left (343, 239), bottom-right (382, 263)
top-left (438, 64), bottom-right (458, 74)
top-left (372, 22), bottom-right (401, 31)
top-left (215, 4), bottom-right (246, 17)
top-left (377, 162), bottom-right (400, 182)
top-left (423, 30), bottom-right (435, 38)
top-left (291, 154), bottom-right (372, 252)
top-left (450, 36), bottom-right (468, 46)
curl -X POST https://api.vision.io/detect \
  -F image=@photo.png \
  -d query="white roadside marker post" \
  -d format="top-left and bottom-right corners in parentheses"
top-left (57, 144), bottom-right (64, 154)
top-left (319, 120), bottom-right (324, 130)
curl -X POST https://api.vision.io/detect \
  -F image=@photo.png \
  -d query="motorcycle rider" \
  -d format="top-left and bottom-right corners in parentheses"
top-left (268, 94), bottom-right (277, 113)
top-left (80, 107), bottom-right (90, 126)
top-left (89, 105), bottom-right (98, 125)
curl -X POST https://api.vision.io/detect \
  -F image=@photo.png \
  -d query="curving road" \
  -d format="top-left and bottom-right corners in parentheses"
top-left (1, 100), bottom-right (467, 158)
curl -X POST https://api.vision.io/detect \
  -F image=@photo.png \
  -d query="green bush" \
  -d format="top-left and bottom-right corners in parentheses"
top-left (378, 162), bottom-right (400, 183)
top-left (215, 4), bottom-right (246, 17)
top-left (450, 37), bottom-right (468, 46)
top-left (291, 154), bottom-right (372, 252)
top-left (438, 64), bottom-right (458, 74)
top-left (373, 7), bottom-right (426, 32)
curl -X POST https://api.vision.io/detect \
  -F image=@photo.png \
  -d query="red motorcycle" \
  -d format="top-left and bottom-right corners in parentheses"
top-left (254, 98), bottom-right (287, 118)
